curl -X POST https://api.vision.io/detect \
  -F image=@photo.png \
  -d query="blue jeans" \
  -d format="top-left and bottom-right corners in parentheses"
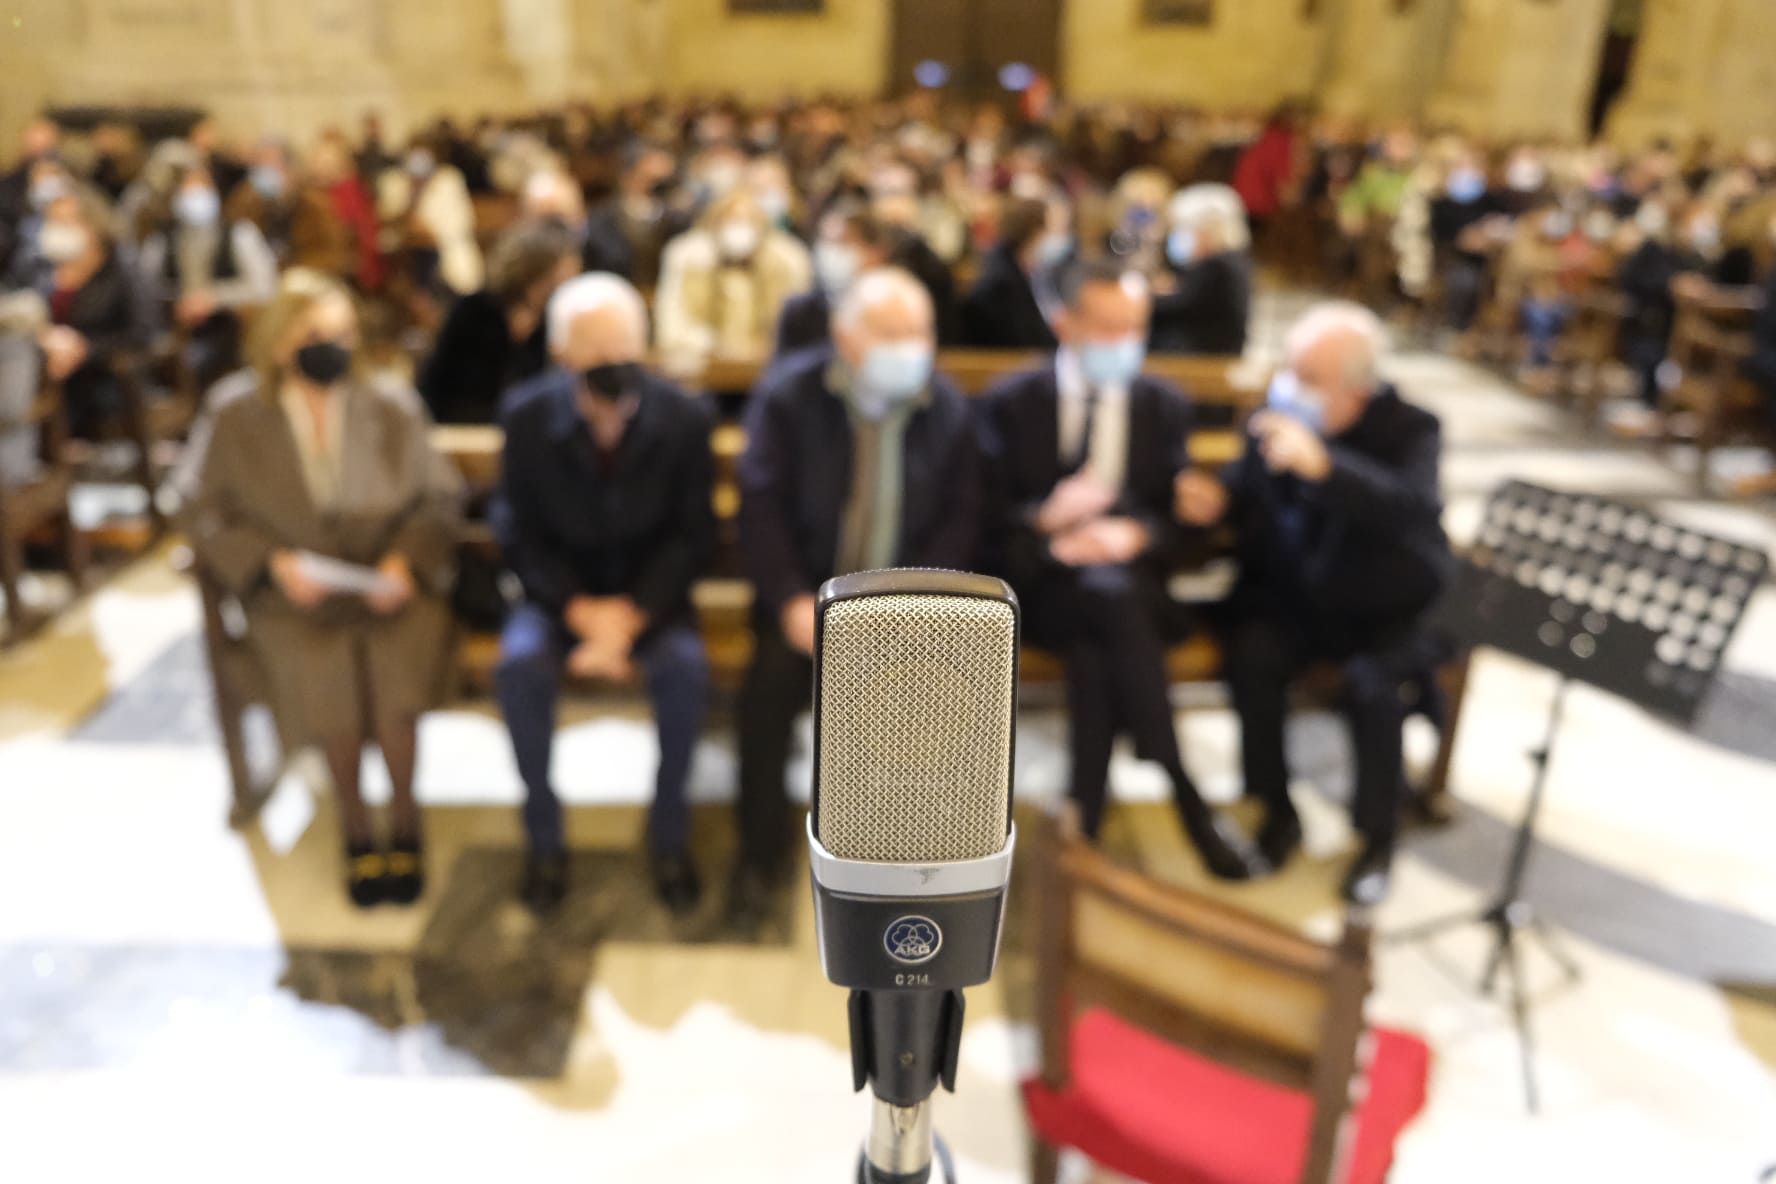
top-left (495, 602), bottom-right (709, 858)
top-left (1521, 297), bottom-right (1570, 367)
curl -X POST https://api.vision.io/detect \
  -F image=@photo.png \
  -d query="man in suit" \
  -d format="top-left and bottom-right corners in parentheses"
top-left (733, 267), bottom-right (981, 925)
top-left (1176, 301), bottom-right (1452, 904)
top-left (771, 201), bottom-right (892, 358)
top-left (977, 259), bottom-right (1260, 880)
top-left (493, 273), bottom-right (716, 916)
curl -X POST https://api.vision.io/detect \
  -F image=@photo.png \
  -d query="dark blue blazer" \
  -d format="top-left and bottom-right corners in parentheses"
top-left (492, 368), bottom-right (714, 629)
top-left (738, 347), bottom-right (981, 620)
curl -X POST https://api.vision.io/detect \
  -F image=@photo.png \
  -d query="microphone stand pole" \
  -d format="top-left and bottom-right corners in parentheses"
top-left (855, 1099), bottom-right (957, 1184)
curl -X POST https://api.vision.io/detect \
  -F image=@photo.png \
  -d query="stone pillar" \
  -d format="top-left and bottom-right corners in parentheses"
top-left (1317, 0), bottom-right (1463, 123)
top-left (1425, 0), bottom-right (1612, 141)
top-left (1607, 0), bottom-right (1776, 148)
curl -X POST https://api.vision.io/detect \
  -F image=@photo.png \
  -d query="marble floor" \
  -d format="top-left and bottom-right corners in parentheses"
top-left (3, 295), bottom-right (1776, 1182)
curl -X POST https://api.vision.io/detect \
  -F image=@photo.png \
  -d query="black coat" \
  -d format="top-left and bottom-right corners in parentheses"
top-left (961, 243), bottom-right (1057, 351)
top-left (418, 289), bottom-right (547, 425)
top-left (773, 287), bottom-right (831, 358)
top-left (492, 368), bottom-right (715, 629)
top-left (975, 363), bottom-right (1195, 598)
top-left (738, 347), bottom-right (981, 620)
top-left (1150, 250), bottom-right (1252, 356)
top-left (51, 249), bottom-right (148, 438)
top-left (892, 231), bottom-right (962, 347)
top-left (1224, 384), bottom-right (1451, 634)
top-left (582, 201), bottom-right (684, 289)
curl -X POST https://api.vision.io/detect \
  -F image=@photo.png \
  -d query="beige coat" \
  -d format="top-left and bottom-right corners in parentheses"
top-left (653, 227), bottom-right (812, 359)
top-left (175, 372), bottom-right (464, 744)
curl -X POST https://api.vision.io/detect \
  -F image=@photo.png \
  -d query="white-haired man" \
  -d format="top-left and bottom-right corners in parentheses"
top-left (732, 267), bottom-right (980, 927)
top-left (1178, 301), bottom-right (1452, 904)
top-left (493, 273), bottom-right (716, 916)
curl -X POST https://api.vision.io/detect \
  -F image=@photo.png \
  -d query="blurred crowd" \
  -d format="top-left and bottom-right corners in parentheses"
top-left (3, 91), bottom-right (1772, 920)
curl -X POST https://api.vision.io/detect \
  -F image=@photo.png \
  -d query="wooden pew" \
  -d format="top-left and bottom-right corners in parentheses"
top-left (1662, 287), bottom-right (1767, 493)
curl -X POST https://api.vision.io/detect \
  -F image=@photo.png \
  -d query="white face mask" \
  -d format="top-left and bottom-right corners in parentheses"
top-left (38, 221), bottom-right (88, 264)
top-left (718, 221), bottom-right (762, 261)
top-left (814, 241), bottom-right (861, 294)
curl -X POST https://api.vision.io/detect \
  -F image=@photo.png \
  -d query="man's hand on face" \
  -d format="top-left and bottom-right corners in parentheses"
top-left (1250, 410), bottom-right (1333, 483)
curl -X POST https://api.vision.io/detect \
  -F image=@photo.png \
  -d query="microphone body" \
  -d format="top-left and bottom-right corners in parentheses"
top-left (808, 569), bottom-right (1020, 1182)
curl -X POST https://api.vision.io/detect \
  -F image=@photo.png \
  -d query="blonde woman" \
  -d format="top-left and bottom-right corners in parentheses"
top-left (175, 269), bottom-right (462, 907)
top-left (653, 188), bottom-right (812, 362)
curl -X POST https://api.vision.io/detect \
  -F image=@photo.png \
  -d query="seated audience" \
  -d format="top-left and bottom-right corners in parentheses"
top-left (772, 201), bottom-right (892, 357)
top-left (961, 194), bottom-right (1067, 350)
top-left (174, 269), bottom-right (463, 907)
top-left (733, 268), bottom-right (979, 926)
top-left (492, 274), bottom-right (715, 916)
top-left (136, 163), bottom-right (279, 394)
top-left (234, 136), bottom-right (301, 262)
top-left (1429, 146), bottom-right (1509, 334)
top-left (34, 186), bottom-right (145, 440)
top-left (418, 217), bottom-right (580, 425)
top-left (376, 133), bottom-right (484, 308)
top-left (582, 142), bottom-right (684, 288)
top-left (1151, 183), bottom-right (1253, 356)
top-left (977, 259), bottom-right (1260, 877)
top-left (291, 134), bottom-right (384, 292)
top-left (654, 188), bottom-right (811, 361)
top-left (1176, 302), bottom-right (1451, 905)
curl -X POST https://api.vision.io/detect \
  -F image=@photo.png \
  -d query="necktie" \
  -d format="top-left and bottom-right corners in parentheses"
top-left (1069, 385), bottom-right (1099, 475)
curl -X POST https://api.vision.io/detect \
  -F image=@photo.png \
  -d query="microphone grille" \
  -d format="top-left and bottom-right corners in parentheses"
top-left (816, 591), bottom-right (1015, 863)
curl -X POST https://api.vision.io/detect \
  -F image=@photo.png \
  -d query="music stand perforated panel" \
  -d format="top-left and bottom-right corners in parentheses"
top-left (1439, 480), bottom-right (1769, 723)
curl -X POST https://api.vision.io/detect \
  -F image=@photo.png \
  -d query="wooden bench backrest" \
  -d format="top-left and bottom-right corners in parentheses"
top-left (1030, 807), bottom-right (1373, 1184)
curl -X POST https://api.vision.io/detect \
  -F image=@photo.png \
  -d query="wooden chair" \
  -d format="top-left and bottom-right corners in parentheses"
top-left (1023, 807), bottom-right (1432, 1184)
top-left (0, 374), bottom-right (88, 645)
top-left (1662, 287), bottom-right (1767, 493)
top-left (182, 551), bottom-right (287, 825)
top-left (114, 347), bottom-right (201, 533)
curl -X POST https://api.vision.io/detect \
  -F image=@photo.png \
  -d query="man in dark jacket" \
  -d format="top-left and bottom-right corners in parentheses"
top-left (962, 195), bottom-right (1064, 350)
top-left (492, 273), bottom-right (716, 916)
top-left (977, 259), bottom-right (1260, 879)
top-left (580, 142), bottom-right (685, 290)
top-left (1178, 302), bottom-right (1452, 904)
top-left (771, 202), bottom-right (892, 358)
top-left (733, 267), bottom-right (980, 924)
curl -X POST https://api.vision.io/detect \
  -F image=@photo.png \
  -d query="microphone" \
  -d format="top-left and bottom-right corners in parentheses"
top-left (808, 568), bottom-right (1019, 1184)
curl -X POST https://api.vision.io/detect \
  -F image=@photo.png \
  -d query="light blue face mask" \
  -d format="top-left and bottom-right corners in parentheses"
top-left (854, 342), bottom-right (933, 419)
top-left (1267, 370), bottom-right (1326, 432)
top-left (1447, 169), bottom-right (1486, 204)
top-left (1166, 228), bottom-right (1197, 268)
top-left (1034, 231), bottom-right (1073, 268)
top-left (176, 186), bottom-right (221, 228)
top-left (250, 166), bottom-right (286, 200)
top-left (1078, 336), bottom-right (1145, 388)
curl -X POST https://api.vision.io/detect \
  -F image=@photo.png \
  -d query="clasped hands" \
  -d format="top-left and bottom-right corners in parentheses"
top-left (1037, 474), bottom-right (1149, 567)
top-left (565, 595), bottom-right (647, 682)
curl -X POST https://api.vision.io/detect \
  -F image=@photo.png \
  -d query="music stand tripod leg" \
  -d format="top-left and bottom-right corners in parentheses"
top-left (1390, 675), bottom-right (1579, 1111)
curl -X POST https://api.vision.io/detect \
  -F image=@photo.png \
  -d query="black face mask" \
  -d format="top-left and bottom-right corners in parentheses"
top-left (583, 362), bottom-right (642, 401)
top-left (294, 340), bottom-right (352, 385)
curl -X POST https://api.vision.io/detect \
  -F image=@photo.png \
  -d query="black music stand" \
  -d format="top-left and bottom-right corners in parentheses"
top-left (1395, 480), bottom-right (1769, 1112)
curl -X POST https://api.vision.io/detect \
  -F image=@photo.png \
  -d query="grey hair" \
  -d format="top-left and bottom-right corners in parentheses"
top-left (1285, 301), bottom-right (1389, 390)
top-left (547, 272), bottom-right (650, 353)
top-left (832, 267), bottom-right (933, 334)
top-left (1168, 184), bottom-right (1251, 252)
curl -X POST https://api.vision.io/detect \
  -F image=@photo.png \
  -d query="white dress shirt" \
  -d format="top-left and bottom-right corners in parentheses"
top-left (1055, 347), bottom-right (1130, 492)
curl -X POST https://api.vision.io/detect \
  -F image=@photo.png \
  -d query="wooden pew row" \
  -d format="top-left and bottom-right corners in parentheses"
top-left (1662, 288), bottom-right (1769, 494)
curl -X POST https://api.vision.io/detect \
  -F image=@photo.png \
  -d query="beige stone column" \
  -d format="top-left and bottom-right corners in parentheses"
top-left (1317, 0), bottom-right (1463, 124)
top-left (1425, 0), bottom-right (1612, 141)
top-left (1607, 0), bottom-right (1776, 148)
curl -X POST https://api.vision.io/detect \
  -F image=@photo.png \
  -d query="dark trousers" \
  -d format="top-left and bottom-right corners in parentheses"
top-left (1024, 563), bottom-right (1197, 839)
top-left (1224, 612), bottom-right (1414, 855)
top-left (735, 623), bottom-right (811, 876)
top-left (494, 601), bottom-right (709, 858)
